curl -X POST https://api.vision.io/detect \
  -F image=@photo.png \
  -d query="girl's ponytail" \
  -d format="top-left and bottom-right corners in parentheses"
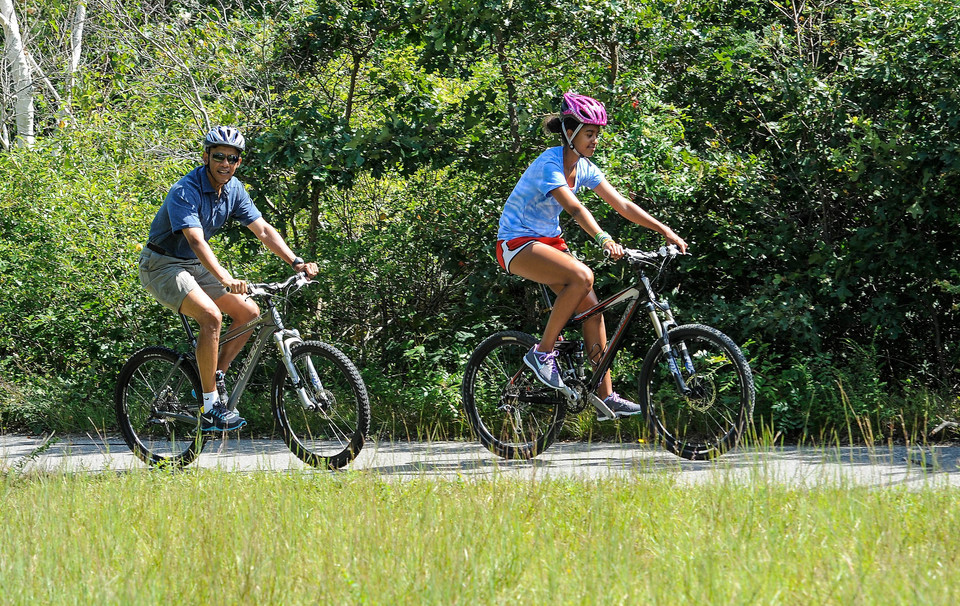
top-left (542, 114), bottom-right (564, 135)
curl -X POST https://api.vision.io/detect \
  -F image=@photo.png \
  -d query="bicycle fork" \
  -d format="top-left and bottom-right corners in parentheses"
top-left (646, 299), bottom-right (696, 396)
top-left (274, 329), bottom-right (327, 411)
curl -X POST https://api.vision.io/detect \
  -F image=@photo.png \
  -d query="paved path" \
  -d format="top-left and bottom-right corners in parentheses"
top-left (2, 434), bottom-right (959, 487)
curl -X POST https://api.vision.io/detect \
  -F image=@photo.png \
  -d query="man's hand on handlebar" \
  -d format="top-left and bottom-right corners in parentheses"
top-left (222, 277), bottom-right (249, 295)
top-left (293, 261), bottom-right (319, 279)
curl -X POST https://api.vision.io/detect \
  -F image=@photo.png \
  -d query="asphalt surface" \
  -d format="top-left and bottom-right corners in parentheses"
top-left (2, 434), bottom-right (959, 487)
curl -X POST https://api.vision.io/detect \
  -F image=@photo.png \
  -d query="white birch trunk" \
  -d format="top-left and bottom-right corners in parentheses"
top-left (0, 119), bottom-right (8, 151)
top-left (66, 2), bottom-right (85, 100)
top-left (0, 0), bottom-right (34, 147)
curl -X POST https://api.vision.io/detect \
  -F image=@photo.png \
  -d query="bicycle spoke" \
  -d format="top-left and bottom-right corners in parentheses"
top-left (115, 347), bottom-right (204, 467)
top-left (640, 325), bottom-right (754, 460)
top-left (273, 341), bottom-right (369, 469)
top-left (462, 332), bottom-right (565, 460)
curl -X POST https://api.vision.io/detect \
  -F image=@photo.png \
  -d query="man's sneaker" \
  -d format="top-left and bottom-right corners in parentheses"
top-left (602, 392), bottom-right (643, 419)
top-left (215, 370), bottom-right (230, 406)
top-left (523, 345), bottom-right (565, 390)
top-left (200, 402), bottom-right (247, 432)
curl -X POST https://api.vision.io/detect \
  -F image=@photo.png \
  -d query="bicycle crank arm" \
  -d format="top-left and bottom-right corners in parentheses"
top-left (153, 411), bottom-right (198, 424)
top-left (587, 393), bottom-right (617, 421)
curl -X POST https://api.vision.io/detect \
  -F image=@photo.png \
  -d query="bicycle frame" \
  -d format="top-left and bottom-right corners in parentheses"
top-left (539, 257), bottom-right (694, 417)
top-left (161, 279), bottom-right (323, 418)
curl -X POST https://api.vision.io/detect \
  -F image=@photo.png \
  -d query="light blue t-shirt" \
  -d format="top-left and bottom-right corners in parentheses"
top-left (497, 146), bottom-right (605, 240)
top-left (147, 165), bottom-right (262, 259)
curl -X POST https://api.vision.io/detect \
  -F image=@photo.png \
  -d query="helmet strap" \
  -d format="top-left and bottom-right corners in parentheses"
top-left (563, 123), bottom-right (586, 158)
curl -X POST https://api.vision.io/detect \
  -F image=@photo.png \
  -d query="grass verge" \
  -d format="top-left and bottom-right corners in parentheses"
top-left (1, 469), bottom-right (960, 603)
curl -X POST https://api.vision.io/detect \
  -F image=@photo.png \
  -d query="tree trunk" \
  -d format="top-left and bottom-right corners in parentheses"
top-left (608, 40), bottom-right (619, 89)
top-left (0, 0), bottom-right (35, 148)
top-left (66, 2), bottom-right (86, 103)
top-left (492, 28), bottom-right (520, 153)
top-left (0, 93), bottom-right (8, 149)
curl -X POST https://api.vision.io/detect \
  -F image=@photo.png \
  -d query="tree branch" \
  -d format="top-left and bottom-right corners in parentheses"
top-left (96, 0), bottom-right (210, 130)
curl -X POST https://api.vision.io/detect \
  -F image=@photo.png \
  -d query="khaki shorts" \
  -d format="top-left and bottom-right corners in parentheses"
top-left (138, 248), bottom-right (227, 313)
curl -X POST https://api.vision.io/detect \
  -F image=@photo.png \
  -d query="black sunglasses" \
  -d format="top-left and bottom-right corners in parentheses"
top-left (210, 152), bottom-right (241, 165)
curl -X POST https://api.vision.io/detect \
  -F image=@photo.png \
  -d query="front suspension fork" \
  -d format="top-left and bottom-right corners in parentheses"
top-left (649, 301), bottom-right (695, 395)
top-left (274, 330), bottom-right (325, 410)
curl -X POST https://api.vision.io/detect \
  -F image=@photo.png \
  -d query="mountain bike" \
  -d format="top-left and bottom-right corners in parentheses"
top-left (115, 273), bottom-right (370, 469)
top-left (462, 245), bottom-right (754, 461)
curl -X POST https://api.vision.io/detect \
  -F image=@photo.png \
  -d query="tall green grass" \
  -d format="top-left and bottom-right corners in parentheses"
top-left (1, 470), bottom-right (959, 604)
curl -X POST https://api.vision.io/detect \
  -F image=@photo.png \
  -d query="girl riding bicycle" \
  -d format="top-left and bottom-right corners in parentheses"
top-left (496, 92), bottom-right (688, 418)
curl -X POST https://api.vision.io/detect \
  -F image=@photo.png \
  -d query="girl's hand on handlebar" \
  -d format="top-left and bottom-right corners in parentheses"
top-left (603, 239), bottom-right (624, 260)
top-left (663, 229), bottom-right (689, 254)
top-left (294, 261), bottom-right (319, 279)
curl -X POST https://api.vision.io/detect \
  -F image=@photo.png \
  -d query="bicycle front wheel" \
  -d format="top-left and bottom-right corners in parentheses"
top-left (638, 324), bottom-right (754, 460)
top-left (462, 331), bottom-right (566, 460)
top-left (272, 341), bottom-right (370, 469)
top-left (114, 347), bottom-right (206, 468)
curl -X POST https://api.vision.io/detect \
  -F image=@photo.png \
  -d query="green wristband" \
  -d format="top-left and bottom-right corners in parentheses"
top-left (595, 230), bottom-right (613, 247)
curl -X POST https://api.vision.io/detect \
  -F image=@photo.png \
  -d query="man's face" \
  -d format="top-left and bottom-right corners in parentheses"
top-left (203, 145), bottom-right (243, 188)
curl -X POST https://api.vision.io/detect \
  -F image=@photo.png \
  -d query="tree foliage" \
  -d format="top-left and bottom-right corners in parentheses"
top-left (2, 0), bottom-right (959, 440)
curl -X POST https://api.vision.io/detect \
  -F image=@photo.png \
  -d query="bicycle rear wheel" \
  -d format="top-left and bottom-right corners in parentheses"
top-left (638, 324), bottom-right (754, 460)
top-left (272, 341), bottom-right (370, 469)
top-left (462, 331), bottom-right (566, 459)
top-left (114, 347), bottom-right (206, 468)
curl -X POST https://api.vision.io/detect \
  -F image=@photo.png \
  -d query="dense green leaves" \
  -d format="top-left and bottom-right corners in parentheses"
top-left (2, 0), bottom-right (959, 440)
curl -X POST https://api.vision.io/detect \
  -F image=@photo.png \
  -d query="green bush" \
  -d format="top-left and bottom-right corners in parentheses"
top-left (3, 0), bottom-right (960, 445)
top-left (0, 132), bottom-right (188, 431)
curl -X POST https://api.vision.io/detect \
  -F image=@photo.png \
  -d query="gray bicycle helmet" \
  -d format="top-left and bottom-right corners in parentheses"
top-left (203, 126), bottom-right (245, 152)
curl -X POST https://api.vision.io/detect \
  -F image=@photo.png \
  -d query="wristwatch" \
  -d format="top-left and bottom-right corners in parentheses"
top-left (290, 256), bottom-right (304, 267)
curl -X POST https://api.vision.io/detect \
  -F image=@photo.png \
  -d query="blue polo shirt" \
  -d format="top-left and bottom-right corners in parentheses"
top-left (497, 146), bottom-right (605, 241)
top-left (147, 165), bottom-right (262, 259)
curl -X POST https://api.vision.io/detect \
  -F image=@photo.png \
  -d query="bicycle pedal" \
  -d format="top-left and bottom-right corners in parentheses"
top-left (587, 393), bottom-right (617, 420)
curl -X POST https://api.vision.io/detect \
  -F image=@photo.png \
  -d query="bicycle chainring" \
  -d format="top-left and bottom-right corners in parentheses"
top-left (563, 381), bottom-right (589, 414)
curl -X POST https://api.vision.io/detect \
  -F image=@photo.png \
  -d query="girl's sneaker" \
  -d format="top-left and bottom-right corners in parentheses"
top-left (602, 392), bottom-right (643, 419)
top-left (523, 345), bottom-right (565, 390)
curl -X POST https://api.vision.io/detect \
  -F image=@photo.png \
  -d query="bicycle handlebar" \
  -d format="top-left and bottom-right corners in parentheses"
top-left (246, 272), bottom-right (312, 298)
top-left (602, 244), bottom-right (682, 264)
top-left (621, 244), bottom-right (682, 264)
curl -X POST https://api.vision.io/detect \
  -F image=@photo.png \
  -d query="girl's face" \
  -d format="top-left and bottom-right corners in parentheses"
top-left (567, 124), bottom-right (601, 157)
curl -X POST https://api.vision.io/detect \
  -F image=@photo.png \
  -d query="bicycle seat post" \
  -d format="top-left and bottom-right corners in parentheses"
top-left (539, 283), bottom-right (554, 313)
top-left (179, 313), bottom-right (198, 350)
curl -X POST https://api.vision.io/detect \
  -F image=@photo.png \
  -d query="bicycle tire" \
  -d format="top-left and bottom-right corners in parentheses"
top-left (114, 346), bottom-right (206, 468)
top-left (638, 324), bottom-right (754, 460)
top-left (462, 331), bottom-right (567, 460)
top-left (272, 341), bottom-right (370, 469)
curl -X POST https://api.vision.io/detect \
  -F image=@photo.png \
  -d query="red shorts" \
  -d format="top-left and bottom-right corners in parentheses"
top-left (496, 236), bottom-right (569, 274)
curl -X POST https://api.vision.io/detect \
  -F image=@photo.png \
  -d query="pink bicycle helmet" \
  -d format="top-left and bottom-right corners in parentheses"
top-left (562, 92), bottom-right (608, 126)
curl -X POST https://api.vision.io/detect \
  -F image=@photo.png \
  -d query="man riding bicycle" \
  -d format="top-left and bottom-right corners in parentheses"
top-left (138, 126), bottom-right (319, 431)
